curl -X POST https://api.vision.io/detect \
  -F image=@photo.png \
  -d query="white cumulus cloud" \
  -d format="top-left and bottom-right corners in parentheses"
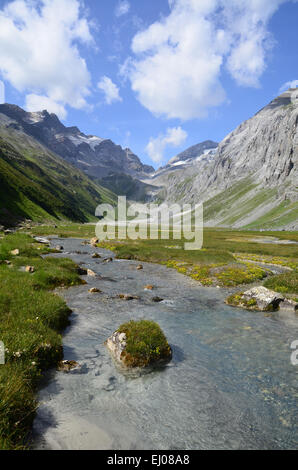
top-left (146, 127), bottom-right (187, 163)
top-left (279, 79), bottom-right (298, 93)
top-left (0, 81), bottom-right (5, 104)
top-left (125, 0), bottom-right (297, 120)
top-left (97, 76), bottom-right (122, 105)
top-left (115, 1), bottom-right (130, 18)
top-left (25, 94), bottom-right (68, 120)
top-left (0, 0), bottom-right (93, 119)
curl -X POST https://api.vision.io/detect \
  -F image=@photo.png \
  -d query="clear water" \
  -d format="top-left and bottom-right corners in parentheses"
top-left (33, 238), bottom-right (298, 450)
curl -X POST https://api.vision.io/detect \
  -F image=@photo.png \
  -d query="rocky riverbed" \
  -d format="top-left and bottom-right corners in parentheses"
top-left (33, 238), bottom-right (298, 450)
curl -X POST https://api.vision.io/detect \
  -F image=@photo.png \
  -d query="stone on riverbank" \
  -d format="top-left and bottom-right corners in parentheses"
top-left (87, 269), bottom-right (97, 277)
top-left (90, 237), bottom-right (99, 246)
top-left (58, 360), bottom-right (80, 373)
top-left (226, 286), bottom-right (287, 311)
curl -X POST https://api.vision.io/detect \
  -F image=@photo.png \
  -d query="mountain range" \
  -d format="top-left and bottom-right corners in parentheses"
top-left (0, 89), bottom-right (297, 229)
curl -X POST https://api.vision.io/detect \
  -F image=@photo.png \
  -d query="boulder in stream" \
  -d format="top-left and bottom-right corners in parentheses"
top-left (118, 294), bottom-right (139, 301)
top-left (87, 269), bottom-right (97, 277)
top-left (89, 287), bottom-right (101, 294)
top-left (106, 320), bottom-right (172, 369)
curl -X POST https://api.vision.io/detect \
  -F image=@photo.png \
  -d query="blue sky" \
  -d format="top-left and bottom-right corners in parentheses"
top-left (0, 0), bottom-right (297, 168)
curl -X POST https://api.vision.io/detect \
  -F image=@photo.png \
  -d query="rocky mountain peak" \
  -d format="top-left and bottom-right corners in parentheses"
top-left (0, 103), bottom-right (154, 182)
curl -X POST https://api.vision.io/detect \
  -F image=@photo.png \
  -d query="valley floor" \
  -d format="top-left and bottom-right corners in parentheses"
top-left (0, 225), bottom-right (297, 448)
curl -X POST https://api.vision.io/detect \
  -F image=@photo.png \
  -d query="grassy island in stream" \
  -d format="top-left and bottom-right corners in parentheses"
top-left (117, 320), bottom-right (172, 368)
top-left (0, 233), bottom-right (82, 449)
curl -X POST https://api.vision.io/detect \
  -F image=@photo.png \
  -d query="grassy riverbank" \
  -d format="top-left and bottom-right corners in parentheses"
top-left (0, 233), bottom-right (82, 449)
top-left (27, 223), bottom-right (298, 291)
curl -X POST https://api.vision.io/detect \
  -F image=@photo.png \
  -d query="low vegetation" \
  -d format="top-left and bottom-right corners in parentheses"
top-left (0, 233), bottom-right (82, 449)
top-left (263, 271), bottom-right (298, 295)
top-left (28, 223), bottom-right (298, 288)
top-left (226, 293), bottom-right (258, 309)
top-left (117, 320), bottom-right (172, 368)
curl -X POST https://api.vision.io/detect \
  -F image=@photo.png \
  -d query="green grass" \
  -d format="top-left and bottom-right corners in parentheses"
top-left (117, 320), bottom-right (172, 367)
top-left (263, 271), bottom-right (298, 295)
top-left (226, 293), bottom-right (258, 310)
top-left (27, 223), bottom-right (298, 287)
top-left (0, 233), bottom-right (83, 449)
top-left (0, 135), bottom-right (116, 226)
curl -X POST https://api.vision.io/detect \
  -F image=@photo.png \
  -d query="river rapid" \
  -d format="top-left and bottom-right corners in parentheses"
top-left (33, 238), bottom-right (298, 450)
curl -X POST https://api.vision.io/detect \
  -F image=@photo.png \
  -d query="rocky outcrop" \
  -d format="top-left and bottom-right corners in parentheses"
top-left (226, 286), bottom-right (298, 312)
top-left (0, 104), bottom-right (154, 182)
top-left (147, 89), bottom-right (298, 230)
top-left (242, 287), bottom-right (284, 311)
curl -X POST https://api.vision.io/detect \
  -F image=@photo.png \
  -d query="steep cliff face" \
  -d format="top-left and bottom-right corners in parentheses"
top-left (0, 104), bottom-right (154, 180)
top-left (151, 89), bottom-right (298, 229)
top-left (203, 89), bottom-right (297, 201)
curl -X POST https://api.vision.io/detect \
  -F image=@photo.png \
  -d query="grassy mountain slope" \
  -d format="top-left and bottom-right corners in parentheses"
top-left (0, 126), bottom-right (116, 226)
top-left (203, 177), bottom-right (298, 230)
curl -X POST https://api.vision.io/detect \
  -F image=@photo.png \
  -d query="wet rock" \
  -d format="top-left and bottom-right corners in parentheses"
top-left (92, 253), bottom-right (101, 259)
top-left (118, 294), bottom-right (139, 301)
top-left (55, 245), bottom-right (64, 251)
top-left (87, 269), bottom-right (97, 277)
top-left (279, 298), bottom-right (298, 312)
top-left (4, 260), bottom-right (11, 265)
top-left (25, 266), bottom-right (35, 273)
top-left (81, 240), bottom-right (89, 245)
top-left (152, 296), bottom-right (164, 303)
top-left (136, 265), bottom-right (143, 270)
top-left (90, 237), bottom-right (99, 246)
top-left (144, 285), bottom-right (154, 290)
top-left (34, 237), bottom-right (50, 245)
top-left (4, 229), bottom-right (13, 234)
top-left (89, 287), bottom-right (101, 293)
top-left (11, 249), bottom-right (20, 256)
top-left (106, 332), bottom-right (127, 363)
top-left (58, 360), bottom-right (81, 373)
top-left (103, 257), bottom-right (113, 263)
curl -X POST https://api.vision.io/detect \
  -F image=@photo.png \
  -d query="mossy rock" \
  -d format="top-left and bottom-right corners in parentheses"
top-left (106, 320), bottom-right (172, 369)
